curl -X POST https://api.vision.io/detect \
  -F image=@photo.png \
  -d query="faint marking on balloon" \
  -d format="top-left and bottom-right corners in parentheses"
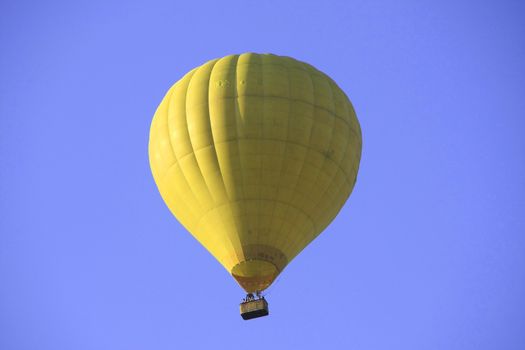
top-left (216, 80), bottom-right (231, 87)
top-left (323, 149), bottom-right (334, 159)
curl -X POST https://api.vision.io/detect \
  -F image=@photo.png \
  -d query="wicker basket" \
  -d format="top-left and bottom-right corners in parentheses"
top-left (240, 298), bottom-right (269, 320)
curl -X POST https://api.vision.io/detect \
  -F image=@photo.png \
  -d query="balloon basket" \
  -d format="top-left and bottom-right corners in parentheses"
top-left (240, 297), bottom-right (269, 320)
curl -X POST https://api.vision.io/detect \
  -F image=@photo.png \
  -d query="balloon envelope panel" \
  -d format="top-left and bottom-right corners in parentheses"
top-left (149, 53), bottom-right (361, 292)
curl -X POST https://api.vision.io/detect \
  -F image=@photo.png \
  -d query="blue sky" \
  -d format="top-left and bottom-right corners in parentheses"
top-left (1, 0), bottom-right (524, 349)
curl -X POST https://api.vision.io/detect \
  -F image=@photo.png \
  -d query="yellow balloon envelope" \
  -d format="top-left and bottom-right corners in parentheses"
top-left (149, 53), bottom-right (361, 293)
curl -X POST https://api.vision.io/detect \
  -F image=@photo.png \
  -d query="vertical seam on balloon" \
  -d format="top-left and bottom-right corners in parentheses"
top-left (270, 57), bottom-right (294, 259)
top-left (314, 86), bottom-right (357, 233)
top-left (257, 53), bottom-right (266, 262)
top-left (298, 78), bottom-right (339, 242)
top-left (172, 64), bottom-right (228, 263)
top-left (185, 64), bottom-right (214, 204)
top-left (233, 59), bottom-right (247, 203)
top-left (297, 81), bottom-right (351, 252)
top-left (208, 54), bottom-right (245, 266)
top-left (270, 57), bottom-right (291, 258)
top-left (228, 55), bottom-right (249, 265)
top-left (154, 88), bottom-right (198, 223)
top-left (186, 59), bottom-right (240, 269)
top-left (157, 86), bottom-right (178, 179)
top-left (163, 82), bottom-right (196, 197)
top-left (164, 75), bottom-right (205, 230)
top-left (232, 54), bottom-right (249, 267)
top-left (281, 64), bottom-right (317, 257)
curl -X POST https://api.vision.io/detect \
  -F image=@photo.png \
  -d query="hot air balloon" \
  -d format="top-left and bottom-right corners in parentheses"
top-left (148, 53), bottom-right (361, 319)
